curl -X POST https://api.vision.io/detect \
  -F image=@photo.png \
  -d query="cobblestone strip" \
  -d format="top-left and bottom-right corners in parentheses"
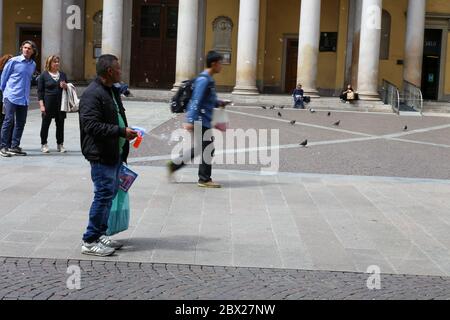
top-left (0, 257), bottom-right (449, 300)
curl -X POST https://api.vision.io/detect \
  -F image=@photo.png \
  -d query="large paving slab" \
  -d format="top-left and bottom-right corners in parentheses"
top-left (1, 101), bottom-right (450, 280)
top-left (1, 164), bottom-right (450, 277)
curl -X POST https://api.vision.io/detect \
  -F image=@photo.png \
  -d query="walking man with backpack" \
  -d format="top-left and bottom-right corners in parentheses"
top-left (167, 51), bottom-right (228, 188)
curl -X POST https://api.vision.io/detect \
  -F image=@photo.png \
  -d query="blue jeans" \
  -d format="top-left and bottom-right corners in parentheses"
top-left (1, 99), bottom-right (28, 149)
top-left (294, 97), bottom-right (305, 109)
top-left (83, 161), bottom-right (122, 243)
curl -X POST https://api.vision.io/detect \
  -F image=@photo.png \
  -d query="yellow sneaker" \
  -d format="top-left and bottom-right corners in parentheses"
top-left (198, 181), bottom-right (222, 189)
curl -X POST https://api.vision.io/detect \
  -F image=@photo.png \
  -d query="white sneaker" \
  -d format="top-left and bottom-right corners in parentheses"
top-left (57, 144), bottom-right (67, 153)
top-left (41, 144), bottom-right (50, 154)
top-left (81, 240), bottom-right (115, 257)
top-left (99, 235), bottom-right (123, 250)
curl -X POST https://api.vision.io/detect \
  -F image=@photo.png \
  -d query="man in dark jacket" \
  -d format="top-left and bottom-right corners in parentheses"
top-left (79, 54), bottom-right (138, 257)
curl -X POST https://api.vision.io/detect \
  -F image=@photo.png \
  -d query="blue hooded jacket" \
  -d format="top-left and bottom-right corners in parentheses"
top-left (185, 71), bottom-right (218, 129)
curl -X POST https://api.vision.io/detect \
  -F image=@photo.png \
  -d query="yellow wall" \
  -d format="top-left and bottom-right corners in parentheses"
top-left (205, 0), bottom-right (239, 87)
top-left (335, 0), bottom-right (349, 91)
top-left (84, 0), bottom-right (103, 80)
top-left (427, 0), bottom-right (450, 13)
top-left (263, 0), bottom-right (340, 92)
top-left (318, 0), bottom-right (340, 90)
top-left (264, 0), bottom-right (299, 89)
top-left (3, 0), bottom-right (43, 55)
top-left (378, 0), bottom-right (407, 88)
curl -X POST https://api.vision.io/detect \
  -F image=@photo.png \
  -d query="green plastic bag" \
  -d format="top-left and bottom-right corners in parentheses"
top-left (106, 189), bottom-right (130, 236)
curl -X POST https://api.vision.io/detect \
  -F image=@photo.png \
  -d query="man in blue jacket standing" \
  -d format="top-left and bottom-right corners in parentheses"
top-left (0, 41), bottom-right (37, 157)
top-left (167, 51), bottom-right (227, 188)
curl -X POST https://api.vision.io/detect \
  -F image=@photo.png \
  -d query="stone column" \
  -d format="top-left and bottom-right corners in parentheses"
top-left (102, 0), bottom-right (123, 60)
top-left (357, 0), bottom-right (382, 100)
top-left (41, 0), bottom-right (63, 70)
top-left (61, 0), bottom-right (85, 81)
top-left (196, 0), bottom-right (207, 74)
top-left (296, 0), bottom-right (322, 97)
top-left (403, 0), bottom-right (426, 87)
top-left (232, 0), bottom-right (260, 95)
top-left (173, 0), bottom-right (199, 90)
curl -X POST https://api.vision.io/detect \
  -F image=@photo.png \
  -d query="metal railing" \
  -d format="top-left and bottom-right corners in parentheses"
top-left (402, 80), bottom-right (423, 115)
top-left (381, 79), bottom-right (400, 115)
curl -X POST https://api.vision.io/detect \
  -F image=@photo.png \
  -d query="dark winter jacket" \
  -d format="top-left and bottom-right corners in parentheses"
top-left (79, 77), bottom-right (129, 165)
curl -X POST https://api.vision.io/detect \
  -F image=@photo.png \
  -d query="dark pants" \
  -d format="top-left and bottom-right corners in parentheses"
top-left (172, 126), bottom-right (214, 183)
top-left (40, 116), bottom-right (65, 145)
top-left (82, 161), bottom-right (122, 243)
top-left (294, 97), bottom-right (305, 109)
top-left (1, 99), bottom-right (28, 149)
top-left (0, 113), bottom-right (13, 148)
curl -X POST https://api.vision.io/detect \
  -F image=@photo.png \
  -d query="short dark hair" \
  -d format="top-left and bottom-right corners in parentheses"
top-left (20, 40), bottom-right (38, 60)
top-left (206, 51), bottom-right (223, 68)
top-left (96, 54), bottom-right (119, 77)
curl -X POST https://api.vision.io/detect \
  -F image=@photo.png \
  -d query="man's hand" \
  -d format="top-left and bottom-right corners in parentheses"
top-left (125, 128), bottom-right (139, 141)
top-left (183, 123), bottom-right (194, 132)
top-left (40, 105), bottom-right (46, 116)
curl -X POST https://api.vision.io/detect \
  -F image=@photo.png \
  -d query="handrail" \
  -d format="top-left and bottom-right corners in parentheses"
top-left (381, 79), bottom-right (400, 115)
top-left (403, 80), bottom-right (423, 115)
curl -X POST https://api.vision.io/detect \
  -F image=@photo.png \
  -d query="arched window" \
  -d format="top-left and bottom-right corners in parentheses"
top-left (380, 10), bottom-right (391, 60)
top-left (93, 11), bottom-right (103, 58)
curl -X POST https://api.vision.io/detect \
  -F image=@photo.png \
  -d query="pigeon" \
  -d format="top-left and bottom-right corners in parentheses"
top-left (404, 125), bottom-right (408, 131)
top-left (261, 106), bottom-right (267, 110)
top-left (300, 140), bottom-right (308, 147)
top-left (280, 106), bottom-right (285, 109)
top-left (278, 112), bottom-right (282, 117)
top-left (290, 120), bottom-right (296, 125)
top-left (309, 109), bottom-right (316, 113)
top-left (270, 106), bottom-right (276, 110)
top-left (327, 112), bottom-right (331, 117)
top-left (333, 120), bottom-right (341, 126)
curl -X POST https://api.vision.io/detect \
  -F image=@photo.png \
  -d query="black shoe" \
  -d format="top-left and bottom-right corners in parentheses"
top-left (8, 147), bottom-right (27, 156)
top-left (167, 161), bottom-right (177, 182)
top-left (0, 148), bottom-right (11, 157)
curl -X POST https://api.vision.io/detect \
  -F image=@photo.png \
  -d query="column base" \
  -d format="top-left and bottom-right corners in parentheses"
top-left (303, 88), bottom-right (320, 98)
top-left (232, 86), bottom-right (260, 95)
top-left (358, 92), bottom-right (381, 101)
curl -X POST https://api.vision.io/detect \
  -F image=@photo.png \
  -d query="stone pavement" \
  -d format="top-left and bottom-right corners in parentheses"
top-left (1, 257), bottom-right (449, 300)
top-left (1, 101), bottom-right (450, 299)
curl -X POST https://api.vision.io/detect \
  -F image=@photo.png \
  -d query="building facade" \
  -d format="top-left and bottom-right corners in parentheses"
top-left (1, 0), bottom-right (450, 101)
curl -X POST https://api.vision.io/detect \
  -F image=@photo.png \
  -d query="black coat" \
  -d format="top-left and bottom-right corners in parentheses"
top-left (37, 71), bottom-right (68, 119)
top-left (79, 78), bottom-right (130, 165)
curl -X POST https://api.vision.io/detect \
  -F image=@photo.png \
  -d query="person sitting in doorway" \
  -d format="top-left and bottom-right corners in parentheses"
top-left (292, 84), bottom-right (305, 109)
top-left (340, 85), bottom-right (357, 104)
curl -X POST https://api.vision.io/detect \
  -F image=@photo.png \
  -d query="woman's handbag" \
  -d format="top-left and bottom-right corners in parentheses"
top-left (347, 91), bottom-right (355, 100)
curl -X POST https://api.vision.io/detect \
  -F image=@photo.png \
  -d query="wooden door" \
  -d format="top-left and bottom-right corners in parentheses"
top-left (285, 39), bottom-right (298, 94)
top-left (19, 27), bottom-right (42, 72)
top-left (131, 0), bottom-right (178, 88)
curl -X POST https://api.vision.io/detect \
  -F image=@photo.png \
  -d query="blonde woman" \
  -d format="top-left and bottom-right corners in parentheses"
top-left (38, 55), bottom-right (68, 153)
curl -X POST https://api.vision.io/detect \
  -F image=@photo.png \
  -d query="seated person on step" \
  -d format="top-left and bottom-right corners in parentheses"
top-left (292, 84), bottom-right (305, 109)
top-left (340, 85), bottom-right (357, 104)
